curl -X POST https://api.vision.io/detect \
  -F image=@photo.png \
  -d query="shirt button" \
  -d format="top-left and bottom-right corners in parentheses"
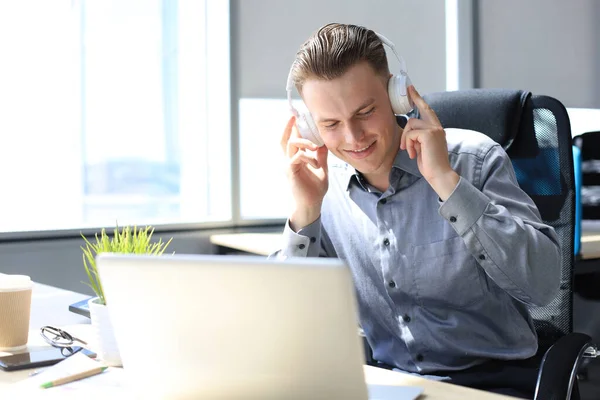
top-left (310, 237), bottom-right (316, 243)
top-left (298, 244), bottom-right (306, 250)
top-left (380, 198), bottom-right (387, 205)
top-left (416, 354), bottom-right (424, 362)
top-left (479, 254), bottom-right (486, 260)
top-left (449, 216), bottom-right (457, 223)
top-left (383, 238), bottom-right (390, 246)
top-left (388, 280), bottom-right (396, 288)
top-left (403, 314), bottom-right (411, 323)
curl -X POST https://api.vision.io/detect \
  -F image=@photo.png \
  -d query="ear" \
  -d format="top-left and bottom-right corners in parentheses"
top-left (382, 73), bottom-right (393, 89)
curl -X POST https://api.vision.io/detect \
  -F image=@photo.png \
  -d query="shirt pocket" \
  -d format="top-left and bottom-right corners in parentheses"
top-left (412, 235), bottom-right (485, 309)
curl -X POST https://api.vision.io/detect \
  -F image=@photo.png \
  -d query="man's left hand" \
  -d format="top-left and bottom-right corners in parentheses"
top-left (400, 85), bottom-right (460, 201)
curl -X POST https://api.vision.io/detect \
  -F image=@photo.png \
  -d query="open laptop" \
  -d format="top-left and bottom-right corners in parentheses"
top-left (96, 253), bottom-right (422, 400)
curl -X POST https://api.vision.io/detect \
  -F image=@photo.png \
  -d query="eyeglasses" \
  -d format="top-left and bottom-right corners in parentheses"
top-left (40, 326), bottom-right (89, 357)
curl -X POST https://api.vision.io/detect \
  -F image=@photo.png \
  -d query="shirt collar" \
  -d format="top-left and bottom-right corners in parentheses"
top-left (393, 148), bottom-right (423, 178)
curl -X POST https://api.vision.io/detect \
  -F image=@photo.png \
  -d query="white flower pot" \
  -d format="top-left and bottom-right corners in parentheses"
top-left (88, 297), bottom-right (122, 367)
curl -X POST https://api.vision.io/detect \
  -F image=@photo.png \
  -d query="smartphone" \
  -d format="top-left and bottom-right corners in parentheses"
top-left (0, 347), bottom-right (96, 371)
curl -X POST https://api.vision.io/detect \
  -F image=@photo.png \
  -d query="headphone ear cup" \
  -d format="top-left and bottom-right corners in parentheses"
top-left (296, 112), bottom-right (325, 147)
top-left (388, 74), bottom-right (413, 115)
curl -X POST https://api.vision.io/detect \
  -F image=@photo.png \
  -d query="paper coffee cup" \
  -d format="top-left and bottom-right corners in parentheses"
top-left (0, 275), bottom-right (33, 351)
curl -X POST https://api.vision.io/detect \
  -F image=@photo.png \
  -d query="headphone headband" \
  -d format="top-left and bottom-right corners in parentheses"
top-left (286, 66), bottom-right (297, 116)
top-left (374, 33), bottom-right (407, 73)
top-left (286, 30), bottom-right (406, 114)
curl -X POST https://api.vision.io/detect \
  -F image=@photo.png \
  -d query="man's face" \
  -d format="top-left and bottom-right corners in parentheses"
top-left (301, 61), bottom-right (400, 176)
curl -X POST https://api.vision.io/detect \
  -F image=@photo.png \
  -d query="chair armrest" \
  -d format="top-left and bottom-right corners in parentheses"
top-left (535, 332), bottom-right (595, 400)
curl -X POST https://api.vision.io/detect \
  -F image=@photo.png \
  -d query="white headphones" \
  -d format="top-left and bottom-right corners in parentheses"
top-left (285, 32), bottom-right (413, 147)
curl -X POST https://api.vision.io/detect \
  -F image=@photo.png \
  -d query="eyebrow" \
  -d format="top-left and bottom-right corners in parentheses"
top-left (317, 98), bottom-right (376, 124)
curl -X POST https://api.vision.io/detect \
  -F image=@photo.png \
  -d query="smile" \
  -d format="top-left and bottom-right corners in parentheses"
top-left (347, 142), bottom-right (375, 153)
top-left (344, 141), bottom-right (377, 160)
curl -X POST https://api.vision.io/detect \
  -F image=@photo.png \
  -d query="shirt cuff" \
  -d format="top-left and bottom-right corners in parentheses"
top-left (281, 217), bottom-right (322, 257)
top-left (438, 176), bottom-right (489, 236)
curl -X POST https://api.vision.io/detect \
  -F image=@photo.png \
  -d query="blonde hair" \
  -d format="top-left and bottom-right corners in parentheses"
top-left (291, 23), bottom-right (390, 93)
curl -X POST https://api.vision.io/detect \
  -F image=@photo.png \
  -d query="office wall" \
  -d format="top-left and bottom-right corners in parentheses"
top-left (232, 0), bottom-right (447, 99)
top-left (477, 0), bottom-right (600, 108)
top-left (0, 231), bottom-right (216, 295)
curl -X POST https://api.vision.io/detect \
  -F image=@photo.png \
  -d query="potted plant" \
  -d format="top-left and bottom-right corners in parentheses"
top-left (81, 225), bottom-right (172, 366)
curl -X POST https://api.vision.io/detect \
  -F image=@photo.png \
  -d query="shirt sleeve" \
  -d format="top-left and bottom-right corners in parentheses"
top-left (269, 217), bottom-right (334, 259)
top-left (438, 144), bottom-right (561, 306)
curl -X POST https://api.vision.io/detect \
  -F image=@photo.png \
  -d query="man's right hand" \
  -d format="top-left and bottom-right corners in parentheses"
top-left (280, 115), bottom-right (329, 231)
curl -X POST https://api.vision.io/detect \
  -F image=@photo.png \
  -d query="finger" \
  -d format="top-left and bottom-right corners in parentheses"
top-left (407, 86), bottom-right (441, 127)
top-left (404, 124), bottom-right (446, 147)
top-left (400, 127), bottom-right (406, 150)
top-left (402, 116), bottom-right (438, 151)
top-left (290, 151), bottom-right (320, 170)
top-left (402, 128), bottom-right (428, 159)
top-left (400, 118), bottom-right (417, 150)
top-left (315, 145), bottom-right (329, 174)
top-left (281, 116), bottom-right (297, 153)
top-left (289, 137), bottom-right (319, 151)
top-left (414, 141), bottom-right (421, 157)
top-left (403, 117), bottom-right (434, 130)
top-left (287, 137), bottom-right (319, 158)
top-left (406, 136), bottom-right (416, 159)
top-left (402, 128), bottom-right (429, 143)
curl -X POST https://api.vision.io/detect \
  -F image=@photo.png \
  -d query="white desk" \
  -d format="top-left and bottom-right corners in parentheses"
top-left (211, 230), bottom-right (600, 261)
top-left (27, 283), bottom-right (90, 329)
top-left (0, 282), bottom-right (519, 399)
top-left (211, 232), bottom-right (282, 256)
top-left (582, 232), bottom-right (600, 260)
top-left (0, 273), bottom-right (90, 330)
top-left (0, 281), bottom-right (90, 391)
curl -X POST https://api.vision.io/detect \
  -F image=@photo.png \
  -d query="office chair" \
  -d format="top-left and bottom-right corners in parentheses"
top-left (363, 89), bottom-right (597, 400)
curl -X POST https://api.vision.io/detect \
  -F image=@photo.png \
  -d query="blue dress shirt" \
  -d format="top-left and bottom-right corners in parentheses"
top-left (272, 128), bottom-right (560, 374)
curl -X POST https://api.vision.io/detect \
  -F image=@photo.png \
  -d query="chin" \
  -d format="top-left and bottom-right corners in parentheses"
top-left (347, 158), bottom-right (384, 175)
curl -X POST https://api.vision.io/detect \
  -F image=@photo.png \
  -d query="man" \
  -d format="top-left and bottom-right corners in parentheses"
top-left (274, 23), bottom-right (560, 398)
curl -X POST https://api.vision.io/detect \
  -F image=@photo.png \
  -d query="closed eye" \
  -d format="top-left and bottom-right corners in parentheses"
top-left (358, 107), bottom-right (375, 117)
top-left (324, 121), bottom-right (339, 130)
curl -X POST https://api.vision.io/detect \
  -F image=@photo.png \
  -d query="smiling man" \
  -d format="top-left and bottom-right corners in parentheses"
top-left (273, 23), bottom-right (560, 398)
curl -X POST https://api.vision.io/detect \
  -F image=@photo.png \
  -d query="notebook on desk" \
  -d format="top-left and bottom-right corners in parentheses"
top-left (96, 253), bottom-right (422, 400)
top-left (68, 297), bottom-right (92, 319)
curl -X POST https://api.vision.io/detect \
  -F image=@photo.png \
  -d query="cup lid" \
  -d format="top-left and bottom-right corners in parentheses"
top-left (0, 275), bottom-right (32, 292)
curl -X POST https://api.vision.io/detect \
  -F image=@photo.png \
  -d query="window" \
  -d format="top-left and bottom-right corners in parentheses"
top-left (239, 98), bottom-right (293, 220)
top-left (567, 108), bottom-right (600, 138)
top-left (0, 0), bottom-right (230, 235)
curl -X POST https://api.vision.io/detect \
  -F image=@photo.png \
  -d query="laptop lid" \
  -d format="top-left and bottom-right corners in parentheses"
top-left (96, 253), bottom-right (369, 400)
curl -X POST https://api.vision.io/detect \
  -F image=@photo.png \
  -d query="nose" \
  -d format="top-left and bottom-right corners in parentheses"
top-left (343, 120), bottom-right (365, 144)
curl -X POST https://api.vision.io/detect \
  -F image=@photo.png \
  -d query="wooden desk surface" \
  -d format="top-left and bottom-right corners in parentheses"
top-left (0, 283), bottom-right (519, 399)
